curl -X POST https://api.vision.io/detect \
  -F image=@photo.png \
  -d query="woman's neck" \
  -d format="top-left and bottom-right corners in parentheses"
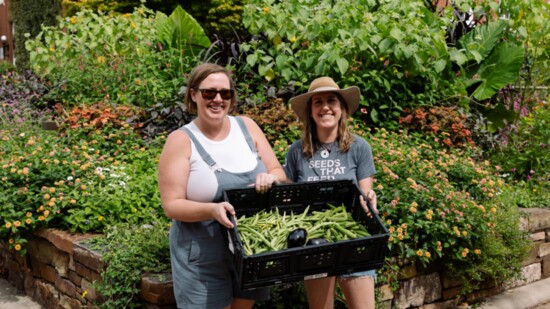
top-left (316, 128), bottom-right (338, 144)
top-left (194, 116), bottom-right (230, 141)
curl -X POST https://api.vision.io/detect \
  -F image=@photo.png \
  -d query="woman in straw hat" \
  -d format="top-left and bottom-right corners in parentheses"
top-left (283, 77), bottom-right (378, 309)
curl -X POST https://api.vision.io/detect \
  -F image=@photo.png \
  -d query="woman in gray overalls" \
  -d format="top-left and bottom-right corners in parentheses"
top-left (158, 63), bottom-right (286, 309)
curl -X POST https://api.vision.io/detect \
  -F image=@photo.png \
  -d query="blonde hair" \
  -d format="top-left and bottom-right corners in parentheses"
top-left (185, 63), bottom-right (237, 115)
top-left (301, 93), bottom-right (353, 158)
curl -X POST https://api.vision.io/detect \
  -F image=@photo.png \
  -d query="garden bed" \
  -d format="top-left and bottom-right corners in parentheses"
top-left (1, 207), bottom-right (549, 308)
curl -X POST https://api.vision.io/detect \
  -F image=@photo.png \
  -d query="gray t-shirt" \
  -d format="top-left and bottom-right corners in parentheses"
top-left (283, 135), bottom-right (376, 185)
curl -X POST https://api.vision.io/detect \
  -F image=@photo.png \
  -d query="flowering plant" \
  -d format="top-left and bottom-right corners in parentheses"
top-left (356, 127), bottom-right (529, 291)
top-left (1, 92), bottom-right (165, 254)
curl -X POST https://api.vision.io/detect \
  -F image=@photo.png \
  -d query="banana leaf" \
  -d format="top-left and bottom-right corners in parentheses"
top-left (155, 6), bottom-right (211, 56)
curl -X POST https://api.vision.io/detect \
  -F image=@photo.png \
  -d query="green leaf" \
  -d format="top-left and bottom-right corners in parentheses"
top-left (154, 6), bottom-right (210, 54)
top-left (471, 42), bottom-right (524, 100)
top-left (246, 54), bottom-right (258, 67)
top-left (336, 58), bottom-right (349, 75)
top-left (458, 19), bottom-right (507, 63)
top-left (450, 49), bottom-right (468, 66)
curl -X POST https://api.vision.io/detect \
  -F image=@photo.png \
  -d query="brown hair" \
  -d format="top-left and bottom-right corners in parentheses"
top-left (185, 63), bottom-right (237, 115)
top-left (301, 92), bottom-right (353, 158)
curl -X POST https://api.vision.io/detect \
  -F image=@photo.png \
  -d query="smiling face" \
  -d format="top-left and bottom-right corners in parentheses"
top-left (191, 72), bottom-right (232, 123)
top-left (310, 92), bottom-right (343, 131)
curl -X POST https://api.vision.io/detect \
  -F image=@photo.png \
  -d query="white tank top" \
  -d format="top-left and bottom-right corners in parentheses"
top-left (185, 116), bottom-right (257, 202)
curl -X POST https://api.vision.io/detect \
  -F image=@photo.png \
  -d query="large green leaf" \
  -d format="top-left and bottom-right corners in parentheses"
top-left (458, 19), bottom-right (507, 64)
top-left (470, 42), bottom-right (524, 100)
top-left (155, 6), bottom-right (210, 55)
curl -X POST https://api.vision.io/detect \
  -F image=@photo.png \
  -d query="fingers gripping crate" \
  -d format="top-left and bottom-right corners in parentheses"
top-left (223, 179), bottom-right (390, 290)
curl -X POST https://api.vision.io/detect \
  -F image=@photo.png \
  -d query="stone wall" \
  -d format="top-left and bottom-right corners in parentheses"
top-left (1, 208), bottom-right (549, 309)
top-left (0, 228), bottom-right (175, 309)
top-left (376, 207), bottom-right (550, 309)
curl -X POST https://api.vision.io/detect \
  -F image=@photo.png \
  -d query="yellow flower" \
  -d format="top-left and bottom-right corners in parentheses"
top-left (26, 212), bottom-right (33, 217)
top-left (409, 206), bottom-right (417, 213)
top-left (70, 16), bottom-right (77, 24)
top-left (97, 56), bottom-right (106, 64)
top-left (39, 216), bottom-right (45, 221)
top-left (474, 249), bottom-right (481, 255)
top-left (262, 7), bottom-right (270, 13)
top-left (5, 222), bottom-right (12, 228)
top-left (14, 244), bottom-right (21, 251)
top-left (411, 201), bottom-right (418, 207)
top-left (426, 213), bottom-right (432, 220)
top-left (14, 221), bottom-right (21, 227)
top-left (461, 251), bottom-right (467, 257)
top-left (70, 199), bottom-right (77, 204)
top-left (80, 184), bottom-right (87, 190)
top-left (44, 193), bottom-right (51, 200)
top-left (490, 207), bottom-right (497, 214)
top-left (98, 216), bottom-right (104, 222)
top-left (462, 231), bottom-right (468, 237)
top-left (25, 218), bottom-right (32, 225)
top-left (416, 249), bottom-right (423, 257)
top-left (9, 239), bottom-right (14, 244)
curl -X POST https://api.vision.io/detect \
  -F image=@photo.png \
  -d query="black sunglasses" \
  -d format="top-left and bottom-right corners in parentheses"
top-left (197, 88), bottom-right (235, 100)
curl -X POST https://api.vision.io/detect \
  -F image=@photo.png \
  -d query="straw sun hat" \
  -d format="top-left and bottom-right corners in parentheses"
top-left (289, 77), bottom-right (361, 122)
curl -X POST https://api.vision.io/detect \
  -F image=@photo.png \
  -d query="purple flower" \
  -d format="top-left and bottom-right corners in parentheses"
top-left (511, 168), bottom-right (516, 172)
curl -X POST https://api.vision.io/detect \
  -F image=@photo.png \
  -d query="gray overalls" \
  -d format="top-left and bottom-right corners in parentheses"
top-left (169, 117), bottom-right (270, 308)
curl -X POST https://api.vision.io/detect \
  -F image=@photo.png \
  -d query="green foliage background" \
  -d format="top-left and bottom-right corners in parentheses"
top-left (2, 0), bottom-right (549, 307)
top-left (10, 0), bottom-right (62, 70)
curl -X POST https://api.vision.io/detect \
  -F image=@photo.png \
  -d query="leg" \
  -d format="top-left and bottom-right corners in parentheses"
top-left (231, 298), bottom-right (255, 309)
top-left (305, 277), bottom-right (336, 309)
top-left (338, 276), bottom-right (375, 309)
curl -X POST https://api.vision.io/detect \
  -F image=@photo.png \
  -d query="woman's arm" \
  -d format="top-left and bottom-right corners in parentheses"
top-left (358, 176), bottom-right (377, 214)
top-left (158, 130), bottom-right (236, 228)
top-left (240, 116), bottom-right (288, 192)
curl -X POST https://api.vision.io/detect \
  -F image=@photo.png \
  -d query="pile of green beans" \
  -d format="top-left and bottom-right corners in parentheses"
top-left (236, 204), bottom-right (370, 255)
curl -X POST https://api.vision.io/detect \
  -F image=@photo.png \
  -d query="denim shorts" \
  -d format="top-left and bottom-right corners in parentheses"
top-left (338, 269), bottom-right (377, 279)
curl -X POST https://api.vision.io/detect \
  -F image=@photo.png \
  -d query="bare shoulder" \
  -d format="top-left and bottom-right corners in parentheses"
top-left (161, 129), bottom-right (192, 157)
top-left (237, 115), bottom-right (261, 133)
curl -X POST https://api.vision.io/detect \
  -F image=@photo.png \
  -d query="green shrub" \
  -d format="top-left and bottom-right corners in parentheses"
top-left (83, 220), bottom-right (170, 308)
top-left (26, 5), bottom-right (194, 107)
top-left (0, 96), bottom-right (164, 253)
top-left (489, 100), bottom-right (549, 182)
top-left (363, 127), bottom-right (530, 291)
top-left (241, 0), bottom-right (459, 125)
top-left (10, 0), bottom-right (61, 70)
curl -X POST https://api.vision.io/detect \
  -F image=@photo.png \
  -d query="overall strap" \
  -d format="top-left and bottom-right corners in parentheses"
top-left (235, 116), bottom-right (258, 154)
top-left (180, 126), bottom-right (220, 171)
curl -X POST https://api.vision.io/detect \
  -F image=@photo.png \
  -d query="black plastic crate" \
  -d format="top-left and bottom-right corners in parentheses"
top-left (223, 179), bottom-right (390, 290)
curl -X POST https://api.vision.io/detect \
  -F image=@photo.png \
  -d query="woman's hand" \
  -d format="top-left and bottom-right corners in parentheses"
top-left (211, 201), bottom-right (236, 229)
top-left (255, 172), bottom-right (279, 194)
top-left (360, 190), bottom-right (378, 217)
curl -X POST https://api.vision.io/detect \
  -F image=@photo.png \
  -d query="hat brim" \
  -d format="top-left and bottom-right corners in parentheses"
top-left (289, 86), bottom-right (361, 122)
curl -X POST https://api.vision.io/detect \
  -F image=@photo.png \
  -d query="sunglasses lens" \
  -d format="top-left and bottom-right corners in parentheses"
top-left (199, 89), bottom-right (234, 100)
top-left (220, 90), bottom-right (234, 99)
